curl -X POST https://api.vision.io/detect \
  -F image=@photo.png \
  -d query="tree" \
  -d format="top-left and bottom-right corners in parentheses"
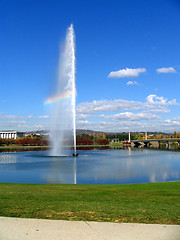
top-left (76, 138), bottom-right (93, 145)
top-left (102, 133), bottom-right (106, 139)
top-left (15, 137), bottom-right (49, 146)
top-left (174, 131), bottom-right (177, 138)
top-left (95, 139), bottom-right (109, 145)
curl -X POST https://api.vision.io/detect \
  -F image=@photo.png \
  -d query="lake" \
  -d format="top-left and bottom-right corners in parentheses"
top-left (0, 148), bottom-right (179, 184)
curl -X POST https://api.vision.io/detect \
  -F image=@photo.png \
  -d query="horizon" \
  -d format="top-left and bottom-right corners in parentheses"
top-left (0, 0), bottom-right (180, 133)
top-left (0, 128), bottom-right (176, 135)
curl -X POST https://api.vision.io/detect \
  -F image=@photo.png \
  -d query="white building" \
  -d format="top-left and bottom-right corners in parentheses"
top-left (0, 131), bottom-right (24, 139)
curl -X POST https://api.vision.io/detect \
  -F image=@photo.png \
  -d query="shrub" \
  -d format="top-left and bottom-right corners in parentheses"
top-left (15, 137), bottom-right (49, 146)
top-left (76, 138), bottom-right (93, 145)
top-left (95, 139), bottom-right (109, 145)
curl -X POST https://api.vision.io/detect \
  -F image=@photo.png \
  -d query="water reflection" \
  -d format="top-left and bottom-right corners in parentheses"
top-left (0, 147), bottom-right (48, 153)
top-left (0, 154), bottom-right (17, 164)
top-left (0, 149), bottom-right (179, 184)
top-left (44, 156), bottom-right (77, 184)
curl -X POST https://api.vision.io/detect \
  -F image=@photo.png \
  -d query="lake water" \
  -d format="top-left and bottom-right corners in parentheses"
top-left (0, 148), bottom-right (179, 184)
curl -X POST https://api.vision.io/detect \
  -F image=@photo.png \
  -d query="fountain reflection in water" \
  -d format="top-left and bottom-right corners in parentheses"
top-left (45, 24), bottom-right (76, 156)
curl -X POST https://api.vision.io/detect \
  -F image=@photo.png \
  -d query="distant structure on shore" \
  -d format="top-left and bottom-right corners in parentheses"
top-left (0, 130), bottom-right (24, 139)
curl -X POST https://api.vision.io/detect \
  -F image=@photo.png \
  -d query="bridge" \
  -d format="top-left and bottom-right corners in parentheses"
top-left (131, 138), bottom-right (180, 148)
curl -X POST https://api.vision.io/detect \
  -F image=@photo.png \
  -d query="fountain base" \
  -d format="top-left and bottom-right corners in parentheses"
top-left (73, 153), bottom-right (79, 157)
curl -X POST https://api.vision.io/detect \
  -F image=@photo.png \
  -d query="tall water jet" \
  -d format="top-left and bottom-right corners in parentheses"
top-left (45, 24), bottom-right (77, 156)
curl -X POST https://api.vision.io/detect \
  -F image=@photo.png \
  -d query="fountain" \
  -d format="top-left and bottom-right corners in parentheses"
top-left (45, 24), bottom-right (77, 156)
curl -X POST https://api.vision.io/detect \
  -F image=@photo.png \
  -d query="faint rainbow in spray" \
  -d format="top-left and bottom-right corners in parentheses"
top-left (44, 90), bottom-right (72, 105)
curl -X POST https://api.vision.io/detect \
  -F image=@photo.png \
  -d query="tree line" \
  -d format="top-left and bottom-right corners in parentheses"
top-left (0, 136), bottom-right (49, 146)
top-left (0, 131), bottom-right (179, 147)
top-left (76, 134), bottom-right (109, 145)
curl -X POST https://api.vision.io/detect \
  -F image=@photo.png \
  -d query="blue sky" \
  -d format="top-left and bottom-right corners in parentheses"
top-left (0, 0), bottom-right (180, 132)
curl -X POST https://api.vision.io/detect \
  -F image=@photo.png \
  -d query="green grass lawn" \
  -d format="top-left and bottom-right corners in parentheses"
top-left (0, 182), bottom-right (179, 224)
top-left (109, 142), bottom-right (123, 146)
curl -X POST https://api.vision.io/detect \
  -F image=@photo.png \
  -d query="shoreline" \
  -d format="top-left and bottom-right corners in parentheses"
top-left (0, 143), bottom-right (179, 152)
top-left (0, 145), bottom-right (50, 149)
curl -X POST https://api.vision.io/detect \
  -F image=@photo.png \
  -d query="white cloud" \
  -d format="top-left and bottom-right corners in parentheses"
top-left (76, 114), bottom-right (90, 120)
top-left (164, 118), bottom-right (180, 128)
top-left (144, 108), bottom-right (170, 114)
top-left (146, 94), bottom-right (177, 105)
top-left (38, 115), bottom-right (49, 119)
top-left (76, 99), bottom-right (143, 114)
top-left (77, 120), bottom-right (89, 125)
top-left (1, 95), bottom-right (179, 132)
top-left (164, 116), bottom-right (180, 125)
top-left (127, 81), bottom-right (138, 86)
top-left (156, 67), bottom-right (176, 74)
top-left (0, 114), bottom-right (49, 120)
top-left (108, 68), bottom-right (146, 78)
top-left (76, 119), bottom-right (162, 132)
top-left (77, 116), bottom-right (180, 133)
top-left (0, 114), bottom-right (49, 131)
top-left (76, 94), bottom-right (179, 132)
top-left (101, 112), bottom-right (159, 121)
top-left (0, 120), bottom-right (49, 132)
top-left (0, 115), bottom-right (23, 120)
top-left (77, 95), bottom-right (177, 115)
top-left (27, 115), bottom-right (34, 119)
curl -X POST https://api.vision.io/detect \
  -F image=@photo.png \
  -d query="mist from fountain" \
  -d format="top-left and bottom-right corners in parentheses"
top-left (46, 24), bottom-right (76, 156)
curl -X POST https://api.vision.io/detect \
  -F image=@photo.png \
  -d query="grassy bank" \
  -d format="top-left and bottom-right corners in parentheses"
top-left (109, 142), bottom-right (123, 147)
top-left (0, 145), bottom-right (50, 149)
top-left (0, 182), bottom-right (179, 224)
top-left (0, 145), bottom-right (50, 152)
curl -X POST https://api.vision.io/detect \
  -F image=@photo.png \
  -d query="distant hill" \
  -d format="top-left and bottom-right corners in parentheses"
top-left (24, 129), bottom-right (173, 137)
top-left (76, 129), bottom-right (107, 136)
